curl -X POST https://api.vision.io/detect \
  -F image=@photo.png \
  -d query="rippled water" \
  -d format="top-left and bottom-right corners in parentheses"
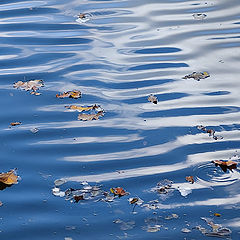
top-left (1, 0), bottom-right (240, 239)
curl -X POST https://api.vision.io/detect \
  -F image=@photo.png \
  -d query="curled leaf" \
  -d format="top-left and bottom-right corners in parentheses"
top-left (56, 90), bottom-right (81, 99)
top-left (78, 111), bottom-right (104, 121)
top-left (148, 94), bottom-right (158, 104)
top-left (212, 160), bottom-right (237, 172)
top-left (0, 169), bottom-right (18, 185)
top-left (185, 176), bottom-right (194, 184)
top-left (183, 72), bottom-right (210, 81)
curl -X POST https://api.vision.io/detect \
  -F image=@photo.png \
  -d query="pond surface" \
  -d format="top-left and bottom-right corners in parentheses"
top-left (0, 0), bottom-right (240, 239)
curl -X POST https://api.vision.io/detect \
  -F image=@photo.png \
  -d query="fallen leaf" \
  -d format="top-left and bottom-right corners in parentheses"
top-left (65, 104), bottom-right (100, 112)
top-left (214, 213), bottom-right (221, 217)
top-left (13, 79), bottom-right (44, 94)
top-left (78, 111), bottom-right (104, 121)
top-left (148, 94), bottom-right (158, 104)
top-left (212, 160), bottom-right (237, 172)
top-left (73, 195), bottom-right (84, 202)
top-left (193, 13), bottom-right (207, 20)
top-left (197, 125), bottom-right (223, 140)
top-left (165, 213), bottom-right (179, 220)
top-left (56, 90), bottom-right (81, 99)
top-left (0, 169), bottom-right (18, 185)
top-left (76, 13), bottom-right (92, 23)
top-left (110, 187), bottom-right (128, 197)
top-left (183, 72), bottom-right (210, 81)
top-left (10, 122), bottom-right (21, 126)
top-left (186, 176), bottom-right (194, 184)
top-left (181, 228), bottom-right (191, 233)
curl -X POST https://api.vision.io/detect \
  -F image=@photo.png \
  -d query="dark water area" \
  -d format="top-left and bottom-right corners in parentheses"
top-left (0, 0), bottom-right (240, 239)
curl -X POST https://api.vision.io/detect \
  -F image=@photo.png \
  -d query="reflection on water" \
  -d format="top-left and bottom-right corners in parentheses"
top-left (0, 0), bottom-right (240, 239)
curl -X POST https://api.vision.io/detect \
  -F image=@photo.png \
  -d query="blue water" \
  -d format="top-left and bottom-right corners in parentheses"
top-left (1, 0), bottom-right (240, 239)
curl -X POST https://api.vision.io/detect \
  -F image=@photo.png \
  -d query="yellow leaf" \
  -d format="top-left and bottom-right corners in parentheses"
top-left (0, 170), bottom-right (18, 185)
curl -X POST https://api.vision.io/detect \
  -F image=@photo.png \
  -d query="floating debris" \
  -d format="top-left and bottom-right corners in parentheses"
top-left (0, 169), bottom-right (18, 185)
top-left (214, 213), bottom-right (221, 217)
top-left (13, 79), bottom-right (44, 95)
top-left (181, 228), bottom-right (191, 233)
top-left (153, 179), bottom-right (174, 198)
top-left (10, 122), bottom-right (21, 127)
top-left (195, 217), bottom-right (232, 237)
top-left (165, 213), bottom-right (179, 220)
top-left (30, 128), bottom-right (39, 134)
top-left (128, 197), bottom-right (144, 212)
top-left (148, 94), bottom-right (158, 104)
top-left (56, 90), bottom-right (81, 99)
top-left (65, 104), bottom-right (101, 112)
top-left (76, 13), bottom-right (92, 23)
top-left (185, 176), bottom-right (194, 184)
top-left (212, 160), bottom-right (237, 172)
top-left (113, 219), bottom-right (135, 231)
top-left (78, 111), bottom-right (104, 121)
top-left (197, 125), bottom-right (223, 140)
top-left (142, 225), bottom-right (161, 233)
top-left (183, 72), bottom-right (210, 81)
top-left (110, 187), bottom-right (129, 197)
top-left (193, 13), bottom-right (207, 20)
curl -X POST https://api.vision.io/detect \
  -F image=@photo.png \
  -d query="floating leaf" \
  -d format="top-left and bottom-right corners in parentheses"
top-left (183, 72), bottom-right (210, 81)
top-left (10, 122), bottom-right (21, 126)
top-left (165, 213), bottom-right (179, 220)
top-left (56, 90), bottom-right (81, 99)
top-left (193, 13), bottom-right (207, 20)
top-left (212, 160), bottom-right (237, 172)
top-left (185, 176), bottom-right (194, 184)
top-left (78, 111), bottom-right (104, 121)
top-left (0, 169), bottom-right (18, 185)
top-left (181, 228), bottom-right (191, 233)
top-left (13, 79), bottom-right (44, 94)
top-left (110, 187), bottom-right (128, 197)
top-left (197, 125), bottom-right (223, 140)
top-left (76, 13), bottom-right (92, 23)
top-left (65, 104), bottom-right (101, 112)
top-left (214, 213), bottom-right (221, 217)
top-left (148, 94), bottom-right (158, 104)
top-left (73, 195), bottom-right (84, 202)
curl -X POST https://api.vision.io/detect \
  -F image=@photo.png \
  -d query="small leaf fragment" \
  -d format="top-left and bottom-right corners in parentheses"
top-left (185, 176), bottom-right (194, 184)
top-left (10, 122), bottom-right (21, 126)
top-left (56, 90), bottom-right (81, 99)
top-left (148, 94), bottom-right (158, 104)
top-left (0, 169), bottom-right (18, 185)
top-left (183, 72), bottom-right (210, 81)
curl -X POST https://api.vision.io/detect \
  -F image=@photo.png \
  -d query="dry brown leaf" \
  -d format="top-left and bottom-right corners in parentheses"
top-left (65, 104), bottom-right (99, 112)
top-left (56, 90), bottom-right (81, 99)
top-left (185, 176), bottom-right (194, 184)
top-left (73, 195), bottom-right (84, 202)
top-left (78, 111), bottom-right (104, 121)
top-left (0, 169), bottom-right (18, 185)
top-left (212, 160), bottom-right (237, 172)
top-left (10, 122), bottom-right (21, 126)
top-left (110, 187), bottom-right (128, 197)
top-left (214, 213), bottom-right (221, 217)
top-left (13, 79), bottom-right (44, 94)
top-left (148, 94), bottom-right (158, 104)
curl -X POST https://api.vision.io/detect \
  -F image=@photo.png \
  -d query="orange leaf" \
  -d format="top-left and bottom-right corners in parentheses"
top-left (111, 187), bottom-right (128, 197)
top-left (212, 160), bottom-right (237, 172)
top-left (0, 170), bottom-right (18, 185)
top-left (10, 122), bottom-right (21, 126)
top-left (185, 176), bottom-right (194, 184)
top-left (56, 90), bottom-right (81, 99)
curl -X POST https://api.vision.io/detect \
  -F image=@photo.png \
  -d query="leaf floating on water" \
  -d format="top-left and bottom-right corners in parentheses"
top-left (110, 187), bottom-right (129, 197)
top-left (165, 213), bottom-right (179, 220)
top-left (65, 104), bottom-right (101, 112)
top-left (214, 213), bottom-right (221, 217)
top-left (148, 94), bottom-right (158, 104)
top-left (197, 125), bottom-right (223, 140)
top-left (181, 228), bottom-right (191, 233)
top-left (185, 176), bottom-right (194, 184)
top-left (143, 225), bottom-right (161, 233)
top-left (76, 13), bottom-right (92, 23)
top-left (183, 72), bottom-right (210, 81)
top-left (56, 90), bottom-right (81, 99)
top-left (0, 169), bottom-right (18, 185)
top-left (13, 79), bottom-right (44, 95)
top-left (212, 160), bottom-right (237, 172)
top-left (78, 111), bottom-right (104, 121)
top-left (128, 197), bottom-right (143, 205)
top-left (193, 13), bottom-right (207, 20)
top-left (154, 179), bottom-right (173, 195)
top-left (73, 195), bottom-right (84, 202)
top-left (10, 122), bottom-right (21, 126)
